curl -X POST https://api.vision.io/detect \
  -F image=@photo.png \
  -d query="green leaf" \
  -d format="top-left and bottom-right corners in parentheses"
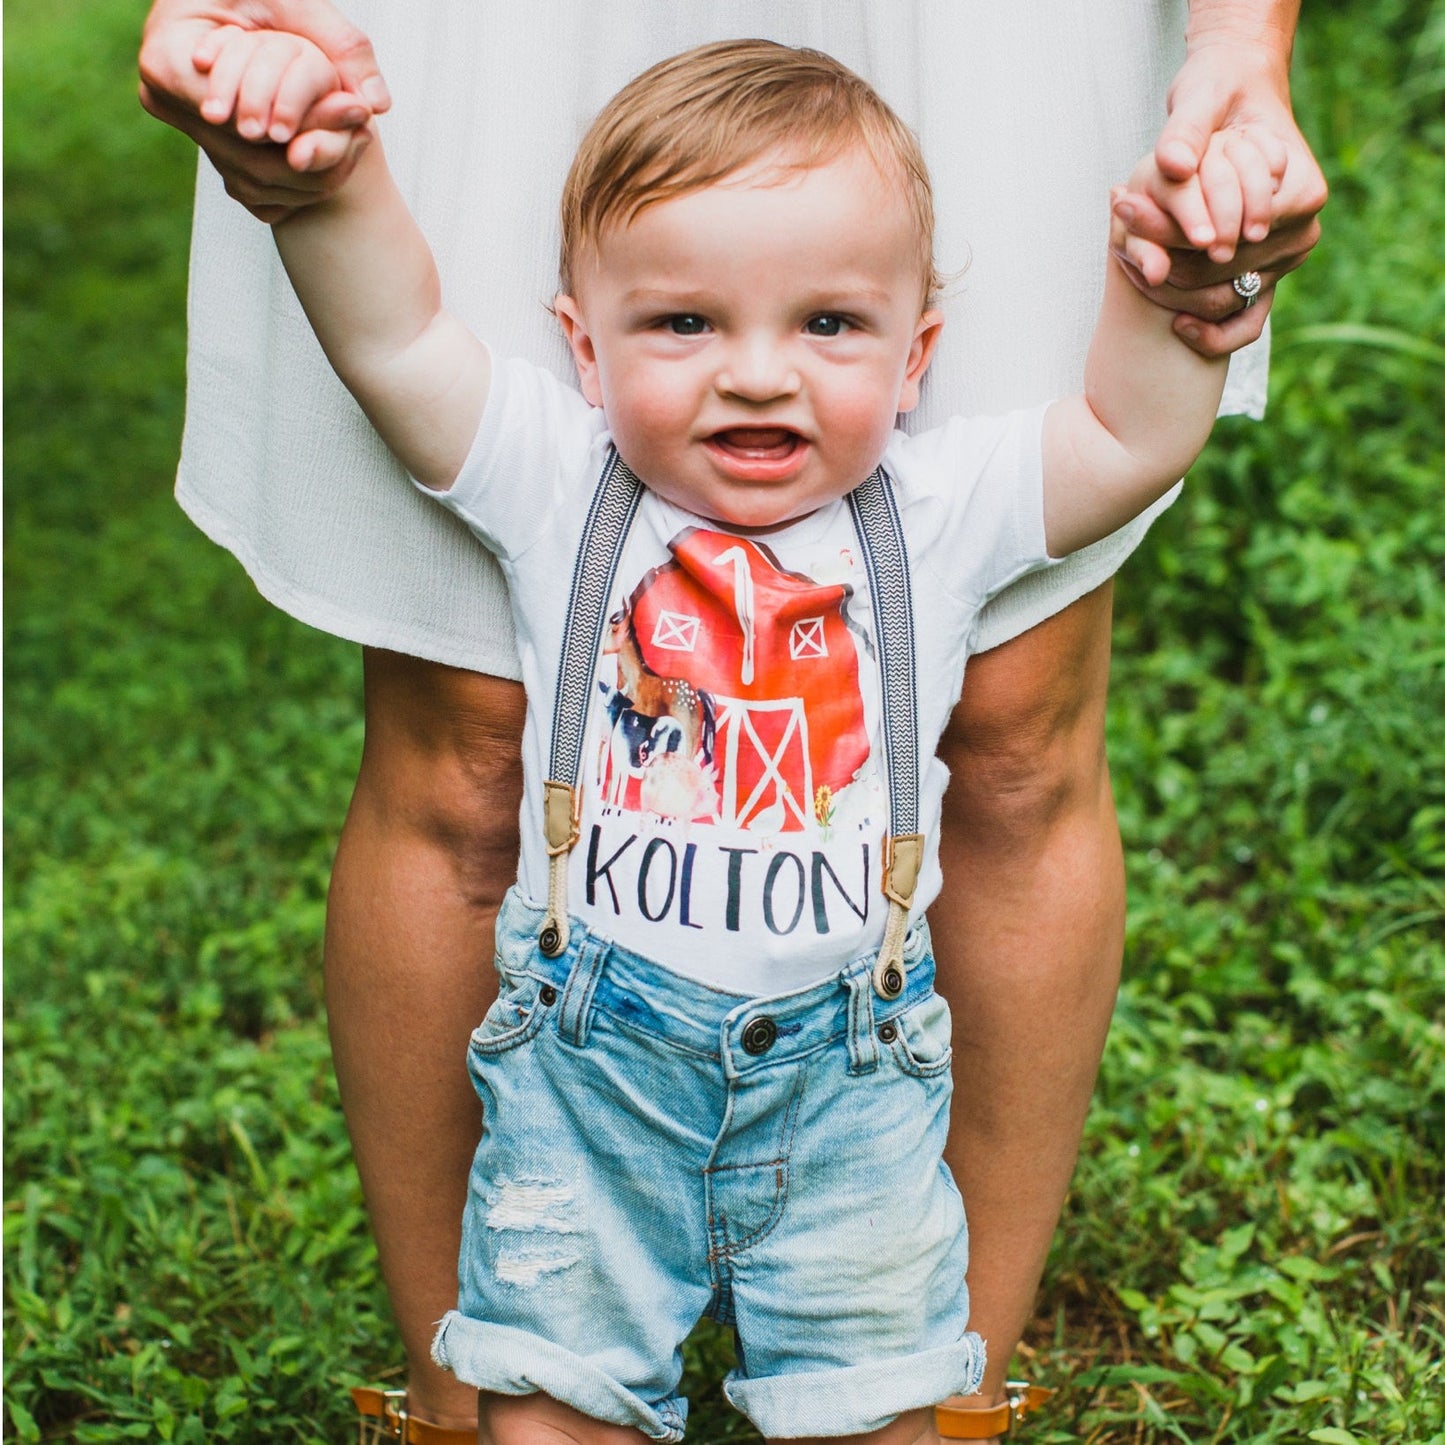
top-left (1278, 323), bottom-right (1445, 368)
top-left (6, 1400), bottom-right (41, 1443)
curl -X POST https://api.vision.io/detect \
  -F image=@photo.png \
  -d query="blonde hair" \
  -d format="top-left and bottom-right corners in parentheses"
top-left (559, 39), bottom-right (940, 305)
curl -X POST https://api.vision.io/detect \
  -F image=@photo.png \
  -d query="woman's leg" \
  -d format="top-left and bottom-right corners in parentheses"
top-left (932, 581), bottom-right (1124, 1437)
top-left (325, 648), bottom-right (526, 1430)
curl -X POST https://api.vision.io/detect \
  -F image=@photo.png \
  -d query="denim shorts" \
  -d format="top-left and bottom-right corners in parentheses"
top-left (432, 888), bottom-right (984, 1439)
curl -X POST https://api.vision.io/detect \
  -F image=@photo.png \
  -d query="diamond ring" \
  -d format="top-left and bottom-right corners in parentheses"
top-left (1232, 271), bottom-right (1263, 309)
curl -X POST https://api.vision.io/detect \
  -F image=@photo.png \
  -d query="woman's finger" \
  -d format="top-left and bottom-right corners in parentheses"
top-left (1173, 285), bottom-right (1275, 358)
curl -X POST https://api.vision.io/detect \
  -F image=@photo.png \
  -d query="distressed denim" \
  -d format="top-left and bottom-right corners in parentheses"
top-left (432, 888), bottom-right (983, 1439)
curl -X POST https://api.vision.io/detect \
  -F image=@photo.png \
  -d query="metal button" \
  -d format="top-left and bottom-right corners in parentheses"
top-left (539, 985), bottom-right (558, 1006)
top-left (538, 924), bottom-right (562, 957)
top-left (877, 1021), bottom-right (897, 1044)
top-left (741, 1017), bottom-right (778, 1055)
top-left (879, 965), bottom-right (904, 998)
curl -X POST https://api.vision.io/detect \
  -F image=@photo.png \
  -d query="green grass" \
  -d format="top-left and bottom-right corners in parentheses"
top-left (5, 0), bottom-right (1443, 1441)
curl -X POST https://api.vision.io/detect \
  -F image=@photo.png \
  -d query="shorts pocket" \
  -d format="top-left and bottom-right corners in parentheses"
top-left (883, 989), bottom-right (953, 1079)
top-left (468, 975), bottom-right (555, 1058)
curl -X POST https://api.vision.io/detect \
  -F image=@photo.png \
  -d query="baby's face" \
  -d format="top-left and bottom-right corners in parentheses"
top-left (555, 146), bottom-right (942, 532)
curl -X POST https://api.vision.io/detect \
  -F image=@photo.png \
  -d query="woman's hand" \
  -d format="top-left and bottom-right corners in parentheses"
top-left (1114, 38), bottom-right (1328, 357)
top-left (138, 0), bottom-right (387, 222)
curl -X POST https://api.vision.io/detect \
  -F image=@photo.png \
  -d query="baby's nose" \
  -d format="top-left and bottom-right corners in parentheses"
top-left (716, 338), bottom-right (800, 402)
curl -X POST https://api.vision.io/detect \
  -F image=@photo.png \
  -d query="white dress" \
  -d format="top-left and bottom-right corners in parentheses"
top-left (178, 0), bottom-right (1266, 679)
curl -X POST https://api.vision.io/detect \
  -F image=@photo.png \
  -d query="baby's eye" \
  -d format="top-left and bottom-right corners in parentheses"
top-left (805, 314), bottom-right (849, 337)
top-left (663, 314), bottom-right (709, 336)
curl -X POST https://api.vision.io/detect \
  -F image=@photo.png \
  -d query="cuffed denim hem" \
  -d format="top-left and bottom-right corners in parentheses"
top-left (724, 1331), bottom-right (986, 1438)
top-left (431, 1311), bottom-right (687, 1442)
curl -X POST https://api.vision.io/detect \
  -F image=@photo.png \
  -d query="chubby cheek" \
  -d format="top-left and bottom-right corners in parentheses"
top-left (821, 380), bottom-right (901, 471)
top-left (600, 371), bottom-right (693, 463)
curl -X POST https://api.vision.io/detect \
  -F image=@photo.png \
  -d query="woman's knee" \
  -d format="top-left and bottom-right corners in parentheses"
top-left (349, 648), bottom-right (526, 894)
top-left (940, 584), bottom-right (1115, 849)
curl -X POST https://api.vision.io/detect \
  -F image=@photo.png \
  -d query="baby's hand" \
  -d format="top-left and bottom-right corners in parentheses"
top-left (1115, 128), bottom-right (1285, 283)
top-left (193, 25), bottom-right (363, 172)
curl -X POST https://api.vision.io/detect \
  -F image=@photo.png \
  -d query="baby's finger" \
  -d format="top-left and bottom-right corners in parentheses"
top-left (1113, 188), bottom-right (1190, 250)
top-left (198, 28), bottom-right (260, 126)
top-left (1109, 195), bottom-right (1174, 286)
top-left (1109, 215), bottom-right (1179, 291)
top-left (234, 35), bottom-right (303, 141)
top-left (1124, 234), bottom-right (1172, 288)
top-left (1226, 134), bottom-right (1278, 244)
top-left (286, 124), bottom-right (367, 174)
top-left (192, 23), bottom-right (243, 76)
top-left (1159, 173), bottom-right (1217, 253)
top-left (269, 47), bottom-right (347, 142)
top-left (1256, 130), bottom-right (1290, 186)
top-left (297, 88), bottom-right (372, 133)
top-left (1198, 137), bottom-right (1243, 264)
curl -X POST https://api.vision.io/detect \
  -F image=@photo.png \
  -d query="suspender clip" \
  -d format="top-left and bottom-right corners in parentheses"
top-left (875, 832), bottom-right (925, 999)
top-left (539, 782), bottom-right (581, 957)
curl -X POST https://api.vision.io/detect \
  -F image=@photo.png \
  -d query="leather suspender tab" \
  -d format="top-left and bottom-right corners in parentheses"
top-left (882, 832), bottom-right (924, 908)
top-left (543, 780), bottom-right (580, 855)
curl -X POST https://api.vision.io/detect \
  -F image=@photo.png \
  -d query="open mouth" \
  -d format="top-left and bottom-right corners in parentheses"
top-left (709, 427), bottom-right (802, 459)
top-left (705, 428), bottom-right (807, 480)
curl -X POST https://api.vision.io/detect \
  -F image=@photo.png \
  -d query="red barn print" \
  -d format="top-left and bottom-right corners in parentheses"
top-left (594, 527), bottom-right (870, 831)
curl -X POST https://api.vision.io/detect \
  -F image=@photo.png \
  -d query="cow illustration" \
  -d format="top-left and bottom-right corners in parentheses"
top-left (603, 607), bottom-right (717, 766)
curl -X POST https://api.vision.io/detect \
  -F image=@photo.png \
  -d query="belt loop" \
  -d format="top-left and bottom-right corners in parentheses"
top-left (557, 935), bottom-right (609, 1047)
top-left (844, 969), bottom-right (880, 1075)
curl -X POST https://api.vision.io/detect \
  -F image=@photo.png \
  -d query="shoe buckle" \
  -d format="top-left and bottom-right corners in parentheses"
top-left (358, 1390), bottom-right (409, 1445)
top-left (1004, 1381), bottom-right (1032, 1435)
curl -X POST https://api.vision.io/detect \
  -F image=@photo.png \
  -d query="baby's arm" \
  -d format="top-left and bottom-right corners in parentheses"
top-left (195, 27), bottom-right (488, 491)
top-left (1041, 131), bottom-right (1269, 558)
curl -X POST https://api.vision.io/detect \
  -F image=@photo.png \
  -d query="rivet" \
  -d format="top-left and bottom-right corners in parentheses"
top-left (741, 1017), bottom-right (778, 1055)
top-left (539, 985), bottom-right (558, 1006)
top-left (878, 1021), bottom-right (897, 1043)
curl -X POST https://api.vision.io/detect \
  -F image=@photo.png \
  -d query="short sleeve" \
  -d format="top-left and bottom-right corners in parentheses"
top-left (887, 405), bottom-right (1056, 609)
top-left (414, 352), bottom-right (607, 560)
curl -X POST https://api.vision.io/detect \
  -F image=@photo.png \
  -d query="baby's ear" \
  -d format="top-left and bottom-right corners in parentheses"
top-left (897, 308), bottom-right (944, 415)
top-left (554, 295), bottom-right (603, 407)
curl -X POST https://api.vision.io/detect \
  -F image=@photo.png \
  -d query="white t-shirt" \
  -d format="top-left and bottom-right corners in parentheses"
top-left (425, 357), bottom-right (1054, 994)
top-left (178, 0), bottom-right (1265, 677)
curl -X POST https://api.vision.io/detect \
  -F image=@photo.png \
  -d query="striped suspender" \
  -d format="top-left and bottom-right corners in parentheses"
top-left (846, 472), bottom-right (923, 999)
top-left (537, 450), bottom-right (644, 958)
top-left (538, 454), bottom-right (921, 999)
